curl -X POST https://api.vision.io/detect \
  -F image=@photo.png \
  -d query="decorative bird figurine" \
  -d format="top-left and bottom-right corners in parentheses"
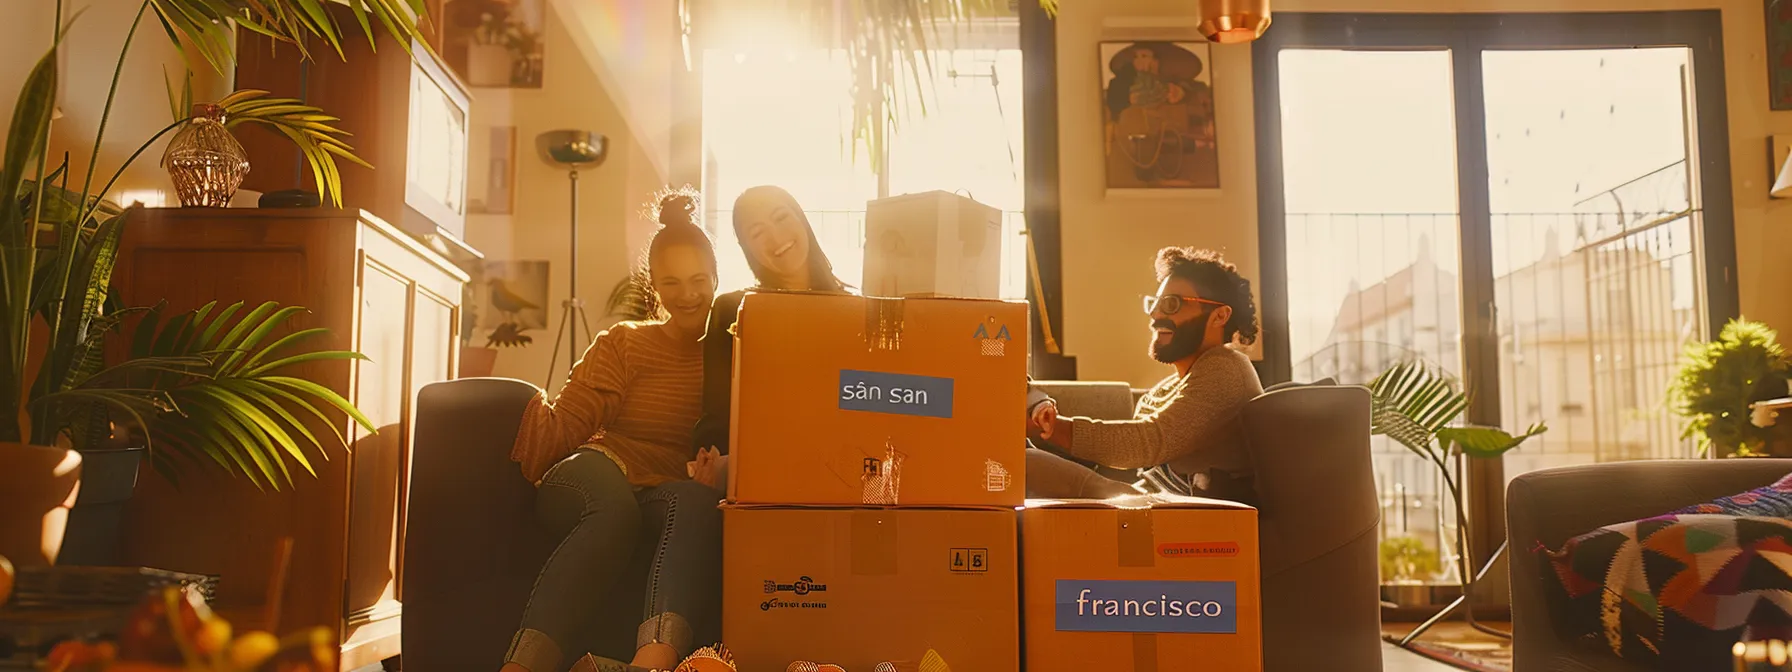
top-left (488, 278), bottom-right (539, 319)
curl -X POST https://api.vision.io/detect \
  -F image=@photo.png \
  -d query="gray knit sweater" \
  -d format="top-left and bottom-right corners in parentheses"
top-left (1059, 346), bottom-right (1263, 486)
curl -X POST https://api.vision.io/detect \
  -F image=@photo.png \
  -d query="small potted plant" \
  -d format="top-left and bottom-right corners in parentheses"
top-left (1670, 318), bottom-right (1792, 457)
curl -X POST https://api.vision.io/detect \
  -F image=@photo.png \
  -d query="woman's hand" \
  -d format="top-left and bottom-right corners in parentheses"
top-left (688, 447), bottom-right (725, 488)
top-left (1029, 401), bottom-right (1058, 441)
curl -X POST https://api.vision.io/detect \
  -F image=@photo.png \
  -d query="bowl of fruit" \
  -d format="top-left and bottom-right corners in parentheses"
top-left (45, 586), bottom-right (332, 672)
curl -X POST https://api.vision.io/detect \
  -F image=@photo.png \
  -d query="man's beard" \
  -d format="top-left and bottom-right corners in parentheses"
top-left (1149, 312), bottom-right (1208, 364)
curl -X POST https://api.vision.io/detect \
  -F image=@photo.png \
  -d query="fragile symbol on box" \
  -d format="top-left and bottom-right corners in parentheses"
top-left (950, 548), bottom-right (989, 573)
top-left (983, 460), bottom-right (1012, 492)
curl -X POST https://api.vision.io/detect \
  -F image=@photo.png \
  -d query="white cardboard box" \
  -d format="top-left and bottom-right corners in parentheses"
top-left (862, 190), bottom-right (1003, 299)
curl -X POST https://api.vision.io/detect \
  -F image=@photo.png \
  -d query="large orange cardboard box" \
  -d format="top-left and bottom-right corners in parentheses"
top-left (727, 292), bottom-right (1028, 507)
top-left (1022, 495), bottom-right (1263, 672)
top-left (722, 506), bottom-right (1020, 672)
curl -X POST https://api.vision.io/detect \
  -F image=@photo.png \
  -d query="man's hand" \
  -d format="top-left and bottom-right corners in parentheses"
top-left (688, 447), bottom-right (725, 488)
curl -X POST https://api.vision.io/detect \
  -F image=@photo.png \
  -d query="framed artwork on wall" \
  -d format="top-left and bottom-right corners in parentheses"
top-left (1769, 0), bottom-right (1792, 110)
top-left (442, 0), bottom-right (546, 88)
top-left (470, 126), bottom-right (516, 214)
top-left (1100, 40), bottom-right (1220, 191)
top-left (476, 260), bottom-right (550, 331)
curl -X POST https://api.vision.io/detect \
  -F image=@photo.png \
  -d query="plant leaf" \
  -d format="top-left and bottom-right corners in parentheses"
top-left (1439, 423), bottom-right (1550, 459)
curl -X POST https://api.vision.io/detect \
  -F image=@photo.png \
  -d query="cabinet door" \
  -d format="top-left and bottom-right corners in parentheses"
top-left (342, 222), bottom-right (463, 670)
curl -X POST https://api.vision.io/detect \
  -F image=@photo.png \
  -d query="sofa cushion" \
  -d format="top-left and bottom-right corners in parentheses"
top-left (1670, 470), bottom-right (1792, 517)
top-left (1542, 514), bottom-right (1792, 669)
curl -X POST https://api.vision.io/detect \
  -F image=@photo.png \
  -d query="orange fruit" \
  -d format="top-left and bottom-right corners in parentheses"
top-left (0, 555), bottom-right (13, 605)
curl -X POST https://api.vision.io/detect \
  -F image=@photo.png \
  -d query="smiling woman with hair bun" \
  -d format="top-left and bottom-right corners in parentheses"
top-left (503, 187), bottom-right (732, 672)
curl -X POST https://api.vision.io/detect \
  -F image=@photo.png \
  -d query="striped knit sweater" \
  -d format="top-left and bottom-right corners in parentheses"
top-left (510, 321), bottom-right (705, 487)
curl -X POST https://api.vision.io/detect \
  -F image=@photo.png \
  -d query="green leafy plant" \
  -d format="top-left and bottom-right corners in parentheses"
top-left (1379, 536), bottom-right (1441, 583)
top-left (604, 270), bottom-right (661, 323)
top-left (1369, 360), bottom-right (1547, 612)
top-left (84, 301), bottom-right (376, 489)
top-left (1669, 318), bottom-right (1792, 457)
top-left (0, 1), bottom-right (424, 483)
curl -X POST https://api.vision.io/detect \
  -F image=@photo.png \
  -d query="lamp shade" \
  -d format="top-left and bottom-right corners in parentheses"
top-left (1774, 147), bottom-right (1792, 199)
top-left (1197, 0), bottom-right (1272, 44)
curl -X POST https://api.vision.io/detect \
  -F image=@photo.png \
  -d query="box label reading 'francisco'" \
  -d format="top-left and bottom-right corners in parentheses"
top-left (838, 370), bottom-right (954, 418)
top-left (1055, 580), bottom-right (1238, 634)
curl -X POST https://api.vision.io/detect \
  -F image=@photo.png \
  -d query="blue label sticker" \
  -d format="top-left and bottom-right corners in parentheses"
top-left (1054, 580), bottom-right (1238, 634)
top-left (838, 370), bottom-right (955, 419)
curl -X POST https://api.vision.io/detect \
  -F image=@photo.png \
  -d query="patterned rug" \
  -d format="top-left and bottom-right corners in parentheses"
top-left (1383, 623), bottom-right (1513, 672)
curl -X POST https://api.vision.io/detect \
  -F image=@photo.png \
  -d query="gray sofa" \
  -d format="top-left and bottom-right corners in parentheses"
top-left (1034, 381), bottom-right (1384, 672)
top-left (405, 378), bottom-right (1382, 672)
top-left (1507, 458), bottom-right (1792, 672)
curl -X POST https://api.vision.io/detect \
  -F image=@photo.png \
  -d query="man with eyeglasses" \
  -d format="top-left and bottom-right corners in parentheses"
top-left (1024, 246), bottom-right (1265, 503)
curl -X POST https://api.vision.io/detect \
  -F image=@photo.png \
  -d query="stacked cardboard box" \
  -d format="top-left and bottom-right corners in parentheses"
top-left (721, 292), bottom-right (1028, 671)
top-left (1021, 495), bottom-right (1263, 672)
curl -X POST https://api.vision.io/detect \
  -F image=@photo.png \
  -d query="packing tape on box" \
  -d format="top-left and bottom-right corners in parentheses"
top-left (1118, 507), bottom-right (1159, 672)
top-left (1131, 634), bottom-right (1159, 672)
top-left (865, 297), bottom-right (905, 351)
top-left (859, 440), bottom-right (906, 505)
top-left (851, 510), bottom-right (900, 575)
top-left (1116, 508), bottom-right (1155, 568)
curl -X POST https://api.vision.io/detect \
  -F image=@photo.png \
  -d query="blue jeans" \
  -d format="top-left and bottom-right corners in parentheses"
top-left (505, 450), bottom-right (723, 672)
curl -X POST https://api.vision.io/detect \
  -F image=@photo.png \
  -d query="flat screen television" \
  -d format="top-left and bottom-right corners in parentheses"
top-left (405, 44), bottom-right (471, 241)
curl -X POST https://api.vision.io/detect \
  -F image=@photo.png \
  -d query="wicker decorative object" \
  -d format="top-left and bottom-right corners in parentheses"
top-left (163, 103), bottom-right (250, 207)
top-left (8, 566), bottom-right (218, 609)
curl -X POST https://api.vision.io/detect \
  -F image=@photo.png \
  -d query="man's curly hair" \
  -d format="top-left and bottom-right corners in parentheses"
top-left (1154, 247), bottom-right (1260, 346)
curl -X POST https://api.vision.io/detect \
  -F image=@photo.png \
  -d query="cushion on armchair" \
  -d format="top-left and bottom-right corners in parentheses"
top-left (1542, 513), bottom-right (1792, 669)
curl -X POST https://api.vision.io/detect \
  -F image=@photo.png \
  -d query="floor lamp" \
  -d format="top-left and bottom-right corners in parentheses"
top-left (536, 129), bottom-right (608, 389)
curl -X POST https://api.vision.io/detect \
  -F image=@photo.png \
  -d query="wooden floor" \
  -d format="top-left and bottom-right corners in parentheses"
top-left (1382, 641), bottom-right (1463, 672)
top-left (1381, 621), bottom-right (1513, 672)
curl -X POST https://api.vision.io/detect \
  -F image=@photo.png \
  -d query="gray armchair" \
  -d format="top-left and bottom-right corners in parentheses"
top-left (1507, 459), bottom-right (1792, 672)
top-left (1034, 381), bottom-right (1383, 672)
top-left (403, 378), bottom-right (648, 670)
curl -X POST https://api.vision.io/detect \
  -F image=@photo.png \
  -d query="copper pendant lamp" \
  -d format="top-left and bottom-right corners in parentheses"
top-left (1197, 0), bottom-right (1272, 44)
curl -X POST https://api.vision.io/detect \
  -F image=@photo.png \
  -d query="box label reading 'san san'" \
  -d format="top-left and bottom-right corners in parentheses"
top-left (839, 370), bottom-right (955, 419)
top-left (1054, 580), bottom-right (1238, 634)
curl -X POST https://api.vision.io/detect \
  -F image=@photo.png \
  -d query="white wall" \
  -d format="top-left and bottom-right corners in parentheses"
top-left (468, 1), bottom-right (674, 391)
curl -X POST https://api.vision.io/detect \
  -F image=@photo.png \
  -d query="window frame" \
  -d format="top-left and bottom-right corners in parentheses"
top-left (1250, 11), bottom-right (1739, 565)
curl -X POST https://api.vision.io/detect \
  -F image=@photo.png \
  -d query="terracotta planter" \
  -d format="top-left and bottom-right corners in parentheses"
top-left (459, 345), bottom-right (499, 378)
top-left (0, 442), bottom-right (82, 566)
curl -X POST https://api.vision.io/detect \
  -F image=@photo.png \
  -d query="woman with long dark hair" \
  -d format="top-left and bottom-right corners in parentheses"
top-left (688, 186), bottom-right (851, 465)
top-left (503, 191), bottom-right (728, 672)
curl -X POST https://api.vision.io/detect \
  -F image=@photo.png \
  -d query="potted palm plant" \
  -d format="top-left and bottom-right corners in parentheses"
top-left (0, 0), bottom-right (425, 566)
top-left (1369, 359), bottom-right (1548, 644)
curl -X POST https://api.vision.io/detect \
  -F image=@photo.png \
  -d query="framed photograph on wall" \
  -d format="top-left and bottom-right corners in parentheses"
top-left (1769, 0), bottom-right (1792, 110)
top-left (1099, 40), bottom-right (1219, 191)
top-left (442, 0), bottom-right (546, 88)
top-left (470, 126), bottom-right (516, 214)
top-left (477, 260), bottom-right (550, 331)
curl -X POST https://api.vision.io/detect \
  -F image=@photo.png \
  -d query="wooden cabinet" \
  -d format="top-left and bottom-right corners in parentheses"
top-left (114, 207), bottom-right (466, 670)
